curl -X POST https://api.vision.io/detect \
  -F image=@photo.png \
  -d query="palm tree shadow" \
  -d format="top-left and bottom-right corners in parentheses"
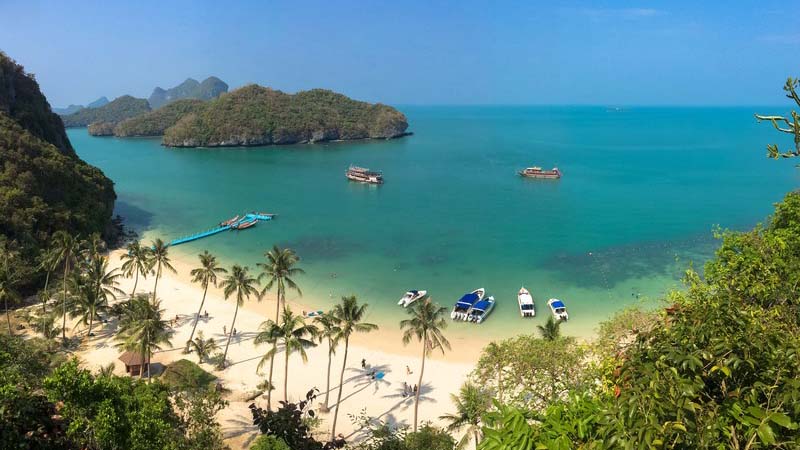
top-left (222, 411), bottom-right (260, 448)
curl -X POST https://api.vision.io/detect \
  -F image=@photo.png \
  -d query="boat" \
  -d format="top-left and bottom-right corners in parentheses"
top-left (466, 296), bottom-right (495, 323)
top-left (346, 165), bottom-right (384, 184)
top-left (517, 287), bottom-right (535, 317)
top-left (547, 298), bottom-right (569, 321)
top-left (398, 290), bottom-right (427, 307)
top-left (305, 310), bottom-right (325, 318)
top-left (451, 288), bottom-right (485, 320)
top-left (220, 215), bottom-right (240, 226)
top-left (518, 166), bottom-right (561, 179)
top-left (233, 219), bottom-right (257, 230)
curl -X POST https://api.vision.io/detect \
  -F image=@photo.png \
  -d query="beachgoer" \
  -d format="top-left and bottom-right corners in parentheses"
top-left (223, 325), bottom-right (227, 335)
top-left (361, 358), bottom-right (366, 369)
top-left (233, 328), bottom-right (237, 336)
top-left (406, 365), bottom-right (412, 375)
top-left (204, 310), bottom-right (208, 318)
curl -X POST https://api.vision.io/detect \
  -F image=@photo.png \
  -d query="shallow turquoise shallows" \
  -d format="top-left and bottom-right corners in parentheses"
top-left (70, 106), bottom-right (799, 341)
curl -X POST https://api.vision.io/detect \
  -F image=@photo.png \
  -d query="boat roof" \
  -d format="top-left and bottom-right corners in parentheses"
top-left (550, 300), bottom-right (566, 309)
top-left (409, 290), bottom-right (418, 295)
top-left (519, 293), bottom-right (533, 305)
top-left (472, 299), bottom-right (492, 312)
top-left (455, 293), bottom-right (479, 307)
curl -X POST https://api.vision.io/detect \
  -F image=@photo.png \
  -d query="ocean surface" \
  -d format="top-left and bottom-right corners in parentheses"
top-left (70, 106), bottom-right (799, 342)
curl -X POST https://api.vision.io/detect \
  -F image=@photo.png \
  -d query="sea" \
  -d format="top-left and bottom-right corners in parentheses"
top-left (69, 105), bottom-right (800, 342)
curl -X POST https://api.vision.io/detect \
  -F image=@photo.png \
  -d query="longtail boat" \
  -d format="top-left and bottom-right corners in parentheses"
top-left (519, 166), bottom-right (561, 179)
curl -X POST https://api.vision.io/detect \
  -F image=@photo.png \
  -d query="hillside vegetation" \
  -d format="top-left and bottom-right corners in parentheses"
top-left (162, 85), bottom-right (409, 147)
top-left (61, 95), bottom-right (150, 128)
top-left (114, 99), bottom-right (206, 137)
top-left (148, 76), bottom-right (228, 109)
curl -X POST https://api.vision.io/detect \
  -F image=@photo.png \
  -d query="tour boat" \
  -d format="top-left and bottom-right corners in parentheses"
top-left (466, 296), bottom-right (495, 323)
top-left (547, 298), bottom-right (569, 321)
top-left (346, 165), bottom-right (384, 184)
top-left (234, 219), bottom-right (257, 230)
top-left (517, 287), bottom-right (535, 317)
top-left (451, 288), bottom-right (485, 320)
top-left (518, 166), bottom-right (561, 179)
top-left (398, 290), bottom-right (427, 307)
top-left (220, 215), bottom-right (240, 226)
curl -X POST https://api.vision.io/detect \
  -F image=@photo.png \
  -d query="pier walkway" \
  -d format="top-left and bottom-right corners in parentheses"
top-left (167, 212), bottom-right (275, 247)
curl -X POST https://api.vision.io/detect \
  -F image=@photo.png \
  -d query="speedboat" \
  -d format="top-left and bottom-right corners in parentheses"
top-left (398, 290), bottom-right (427, 307)
top-left (547, 298), bottom-right (569, 321)
top-left (466, 296), bottom-right (495, 323)
top-left (451, 288), bottom-right (485, 320)
top-left (518, 287), bottom-right (535, 317)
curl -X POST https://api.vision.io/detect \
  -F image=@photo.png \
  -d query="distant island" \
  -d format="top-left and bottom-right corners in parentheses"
top-left (148, 76), bottom-right (228, 109)
top-left (61, 95), bottom-right (150, 129)
top-left (52, 96), bottom-right (109, 115)
top-left (161, 85), bottom-right (409, 147)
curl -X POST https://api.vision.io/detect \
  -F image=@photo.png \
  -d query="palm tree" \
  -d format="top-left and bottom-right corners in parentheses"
top-left (188, 331), bottom-right (219, 364)
top-left (219, 265), bottom-right (259, 368)
top-left (257, 245), bottom-right (304, 407)
top-left (186, 251), bottom-right (227, 352)
top-left (120, 241), bottom-right (152, 299)
top-left (51, 231), bottom-right (82, 342)
top-left (83, 232), bottom-right (106, 259)
top-left (254, 308), bottom-right (317, 403)
top-left (440, 382), bottom-right (493, 450)
top-left (148, 238), bottom-right (176, 305)
top-left (98, 363), bottom-right (116, 377)
top-left (537, 316), bottom-right (562, 341)
top-left (313, 312), bottom-right (341, 410)
top-left (37, 246), bottom-right (60, 314)
top-left (400, 298), bottom-right (451, 432)
top-left (30, 313), bottom-right (62, 350)
top-left (329, 295), bottom-right (378, 440)
top-left (71, 255), bottom-right (124, 338)
top-left (480, 342), bottom-right (507, 402)
top-left (115, 295), bottom-right (174, 380)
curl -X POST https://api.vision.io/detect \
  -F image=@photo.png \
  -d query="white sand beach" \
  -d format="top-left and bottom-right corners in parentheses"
top-left (70, 249), bottom-right (478, 449)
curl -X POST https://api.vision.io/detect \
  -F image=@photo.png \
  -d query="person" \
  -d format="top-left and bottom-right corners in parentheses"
top-left (413, 384), bottom-right (418, 394)
top-left (232, 328), bottom-right (237, 336)
top-left (406, 365), bottom-right (412, 375)
top-left (204, 310), bottom-right (208, 318)
top-left (361, 358), bottom-right (366, 369)
top-left (223, 325), bottom-right (227, 335)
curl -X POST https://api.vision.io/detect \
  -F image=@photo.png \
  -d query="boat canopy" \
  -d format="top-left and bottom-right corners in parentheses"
top-left (551, 300), bottom-right (566, 309)
top-left (455, 293), bottom-right (479, 308)
top-left (471, 300), bottom-right (491, 312)
top-left (520, 304), bottom-right (534, 310)
top-left (409, 290), bottom-right (419, 295)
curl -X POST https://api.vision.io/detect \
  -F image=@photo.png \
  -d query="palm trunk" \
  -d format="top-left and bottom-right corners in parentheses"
top-left (87, 308), bottom-right (94, 339)
top-left (221, 302), bottom-right (239, 367)
top-left (5, 296), bottom-right (12, 335)
top-left (284, 347), bottom-right (290, 402)
top-left (61, 261), bottom-right (69, 342)
top-left (42, 270), bottom-right (51, 314)
top-left (330, 337), bottom-right (349, 441)
top-left (267, 347), bottom-right (276, 410)
top-left (152, 262), bottom-right (162, 305)
top-left (474, 430), bottom-right (480, 450)
top-left (147, 348), bottom-right (152, 381)
top-left (324, 340), bottom-right (333, 409)
top-left (266, 287), bottom-right (283, 409)
top-left (413, 331), bottom-right (427, 432)
top-left (131, 270), bottom-right (139, 298)
top-left (186, 284), bottom-right (208, 352)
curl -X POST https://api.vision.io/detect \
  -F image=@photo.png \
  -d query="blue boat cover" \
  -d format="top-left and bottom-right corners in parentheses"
top-left (472, 300), bottom-right (491, 311)
top-left (551, 300), bottom-right (566, 309)
top-left (409, 290), bottom-right (418, 295)
top-left (455, 293), bottom-right (478, 308)
top-left (376, 372), bottom-right (385, 380)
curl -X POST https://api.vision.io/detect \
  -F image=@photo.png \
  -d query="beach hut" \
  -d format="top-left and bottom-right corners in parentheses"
top-left (118, 351), bottom-right (148, 376)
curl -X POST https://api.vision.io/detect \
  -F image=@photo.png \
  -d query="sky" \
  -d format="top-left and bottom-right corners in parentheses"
top-left (1, 0), bottom-right (797, 107)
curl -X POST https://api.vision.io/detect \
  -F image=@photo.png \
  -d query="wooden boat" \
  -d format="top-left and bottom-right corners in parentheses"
top-left (466, 296), bottom-right (495, 323)
top-left (398, 290), bottom-right (427, 307)
top-left (220, 215), bottom-right (240, 226)
top-left (518, 287), bottom-right (535, 317)
top-left (451, 288), bottom-right (485, 320)
top-left (346, 165), bottom-right (384, 184)
top-left (519, 166), bottom-right (561, 179)
top-left (547, 298), bottom-right (569, 321)
top-left (234, 219), bottom-right (257, 230)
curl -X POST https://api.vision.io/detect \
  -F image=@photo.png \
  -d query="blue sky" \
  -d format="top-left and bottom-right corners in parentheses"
top-left (1, 0), bottom-right (797, 106)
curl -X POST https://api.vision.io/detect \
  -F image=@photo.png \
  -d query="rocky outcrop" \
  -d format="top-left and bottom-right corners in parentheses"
top-left (87, 121), bottom-right (116, 136)
top-left (148, 76), bottom-right (228, 109)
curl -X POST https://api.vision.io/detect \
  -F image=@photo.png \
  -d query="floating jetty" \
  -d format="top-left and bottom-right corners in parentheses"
top-left (167, 212), bottom-right (275, 247)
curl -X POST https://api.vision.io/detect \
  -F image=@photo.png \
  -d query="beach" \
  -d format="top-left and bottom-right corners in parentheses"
top-left (74, 249), bottom-right (476, 449)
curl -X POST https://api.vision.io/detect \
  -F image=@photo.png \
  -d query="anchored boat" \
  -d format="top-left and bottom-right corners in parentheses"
top-left (451, 288), bottom-right (485, 320)
top-left (519, 166), bottom-right (561, 179)
top-left (547, 298), bottom-right (569, 321)
top-left (398, 290), bottom-right (427, 308)
top-left (467, 296), bottom-right (495, 323)
top-left (518, 287), bottom-right (535, 317)
top-left (346, 165), bottom-right (384, 184)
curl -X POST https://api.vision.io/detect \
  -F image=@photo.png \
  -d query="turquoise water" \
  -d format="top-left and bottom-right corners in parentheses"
top-left (69, 106), bottom-right (799, 341)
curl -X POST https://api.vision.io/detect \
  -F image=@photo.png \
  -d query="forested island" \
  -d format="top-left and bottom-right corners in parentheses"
top-left (61, 95), bottom-right (150, 128)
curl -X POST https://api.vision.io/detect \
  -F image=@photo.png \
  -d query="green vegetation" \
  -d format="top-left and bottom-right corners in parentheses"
top-left (219, 264), bottom-right (259, 368)
top-left (755, 77), bottom-right (799, 158)
top-left (0, 52), bottom-right (115, 289)
top-left (115, 99), bottom-right (207, 137)
top-left (148, 77), bottom-right (228, 109)
top-left (162, 85), bottom-right (408, 147)
top-left (61, 94), bottom-right (150, 128)
top-left (161, 359), bottom-right (218, 391)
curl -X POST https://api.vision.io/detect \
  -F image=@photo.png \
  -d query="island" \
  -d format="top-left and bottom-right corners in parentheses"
top-left (61, 95), bottom-right (150, 129)
top-left (148, 76), bottom-right (228, 109)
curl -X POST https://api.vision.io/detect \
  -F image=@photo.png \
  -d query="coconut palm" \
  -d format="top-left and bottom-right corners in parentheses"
top-left (51, 231), bottom-right (82, 341)
top-left (37, 246), bottom-right (61, 314)
top-left (30, 313), bottom-right (61, 350)
top-left (329, 295), bottom-right (378, 440)
top-left (71, 255), bottom-right (124, 338)
top-left (98, 363), bottom-right (116, 377)
top-left (115, 295), bottom-right (174, 380)
top-left (400, 298), bottom-right (451, 432)
top-left (439, 382), bottom-right (493, 450)
top-left (257, 246), bottom-right (304, 407)
top-left (148, 238), bottom-right (176, 305)
top-left (537, 316), bottom-right (562, 341)
top-left (186, 251), bottom-right (227, 352)
top-left (313, 312), bottom-right (341, 410)
top-left (83, 232), bottom-right (106, 259)
top-left (188, 331), bottom-right (219, 364)
top-left (219, 265), bottom-right (259, 368)
top-left (254, 308), bottom-right (317, 403)
top-left (120, 241), bottom-right (152, 299)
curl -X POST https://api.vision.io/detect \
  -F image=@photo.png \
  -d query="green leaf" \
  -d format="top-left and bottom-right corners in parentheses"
top-left (757, 422), bottom-right (776, 445)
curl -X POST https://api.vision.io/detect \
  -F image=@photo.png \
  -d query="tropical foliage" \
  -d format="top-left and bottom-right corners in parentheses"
top-left (61, 94), bottom-right (150, 128)
top-left (115, 99), bottom-right (208, 136)
top-left (755, 77), bottom-right (800, 158)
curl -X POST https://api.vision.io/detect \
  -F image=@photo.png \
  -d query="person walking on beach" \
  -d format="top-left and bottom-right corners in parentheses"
top-left (406, 365), bottom-right (412, 375)
top-left (361, 358), bottom-right (366, 369)
top-left (223, 325), bottom-right (227, 335)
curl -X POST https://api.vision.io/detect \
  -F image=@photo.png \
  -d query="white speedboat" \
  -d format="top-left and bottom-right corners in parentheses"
top-left (466, 296), bottom-right (495, 323)
top-left (518, 287), bottom-right (535, 317)
top-left (451, 288), bottom-right (485, 320)
top-left (547, 298), bottom-right (569, 321)
top-left (398, 290), bottom-right (427, 307)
